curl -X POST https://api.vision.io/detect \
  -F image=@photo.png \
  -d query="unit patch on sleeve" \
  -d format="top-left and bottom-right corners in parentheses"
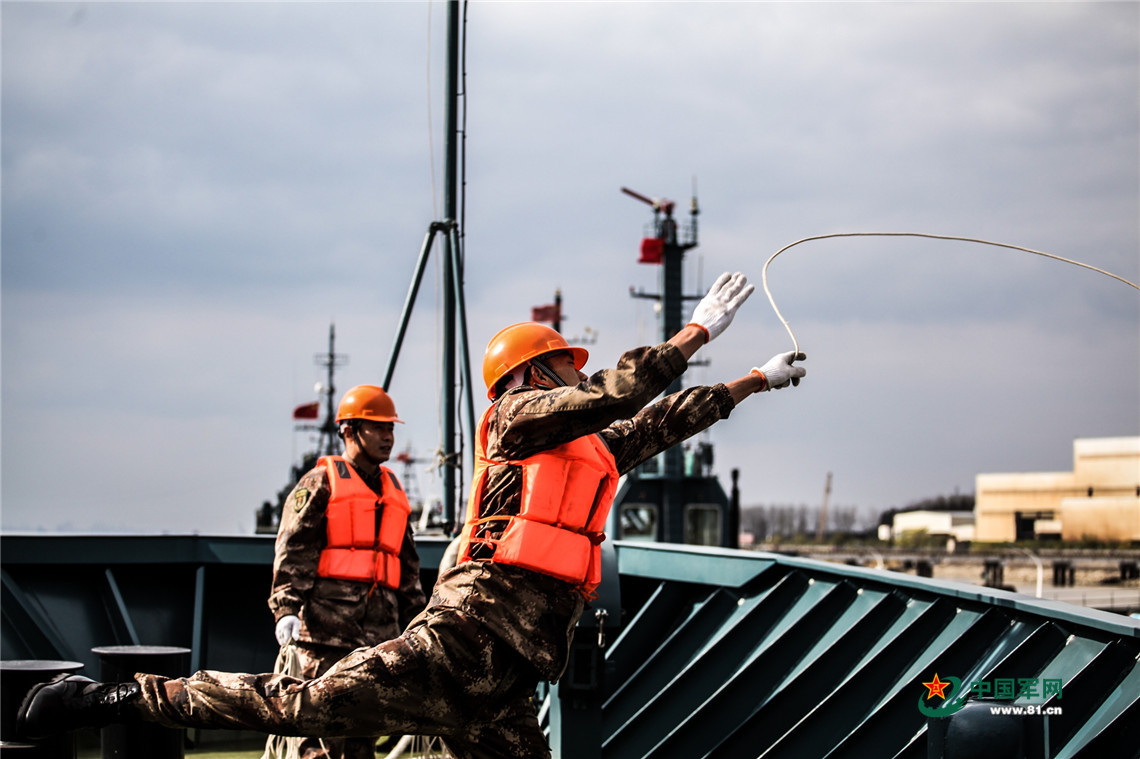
top-left (292, 488), bottom-right (310, 513)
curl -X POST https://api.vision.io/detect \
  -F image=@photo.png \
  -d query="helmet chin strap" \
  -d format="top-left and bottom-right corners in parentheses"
top-left (529, 357), bottom-right (567, 389)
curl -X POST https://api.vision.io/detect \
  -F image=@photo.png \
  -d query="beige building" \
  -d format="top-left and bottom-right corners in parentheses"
top-left (974, 437), bottom-right (1140, 542)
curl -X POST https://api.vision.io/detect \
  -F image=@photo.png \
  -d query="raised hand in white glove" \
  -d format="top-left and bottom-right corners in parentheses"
top-left (275, 615), bottom-right (301, 646)
top-left (751, 351), bottom-right (807, 391)
top-left (687, 272), bottom-right (755, 343)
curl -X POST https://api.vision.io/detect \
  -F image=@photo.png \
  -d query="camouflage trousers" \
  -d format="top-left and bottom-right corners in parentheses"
top-left (133, 608), bottom-right (550, 759)
top-left (289, 641), bottom-right (377, 759)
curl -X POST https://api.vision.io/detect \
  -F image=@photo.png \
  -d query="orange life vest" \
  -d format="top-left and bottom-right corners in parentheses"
top-left (457, 404), bottom-right (619, 593)
top-left (316, 456), bottom-right (410, 589)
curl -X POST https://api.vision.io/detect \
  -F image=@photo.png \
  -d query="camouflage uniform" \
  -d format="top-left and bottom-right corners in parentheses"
top-left (130, 342), bottom-right (734, 759)
top-left (267, 461), bottom-right (427, 759)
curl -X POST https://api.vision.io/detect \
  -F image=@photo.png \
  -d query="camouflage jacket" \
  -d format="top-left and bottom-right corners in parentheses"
top-left (268, 460), bottom-right (427, 650)
top-left (427, 340), bottom-right (735, 680)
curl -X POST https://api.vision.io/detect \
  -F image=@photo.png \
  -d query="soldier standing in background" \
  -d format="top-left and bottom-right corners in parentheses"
top-left (268, 384), bottom-right (426, 759)
top-left (18, 272), bottom-right (805, 759)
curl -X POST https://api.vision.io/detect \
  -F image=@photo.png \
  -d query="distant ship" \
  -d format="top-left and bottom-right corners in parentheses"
top-left (254, 322), bottom-right (447, 537)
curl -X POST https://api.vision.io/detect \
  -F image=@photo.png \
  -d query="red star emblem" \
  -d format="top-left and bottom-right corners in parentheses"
top-left (922, 673), bottom-right (951, 700)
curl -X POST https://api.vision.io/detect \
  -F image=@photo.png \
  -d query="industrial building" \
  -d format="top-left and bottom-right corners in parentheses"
top-left (974, 437), bottom-right (1140, 543)
top-left (889, 510), bottom-right (975, 545)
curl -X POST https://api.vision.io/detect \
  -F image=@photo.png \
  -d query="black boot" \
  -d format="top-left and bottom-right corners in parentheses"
top-left (16, 673), bottom-right (142, 739)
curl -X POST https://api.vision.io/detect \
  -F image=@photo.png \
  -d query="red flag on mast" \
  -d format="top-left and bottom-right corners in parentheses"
top-left (531, 304), bottom-right (560, 323)
top-left (292, 402), bottom-right (320, 420)
top-left (639, 238), bottom-right (664, 264)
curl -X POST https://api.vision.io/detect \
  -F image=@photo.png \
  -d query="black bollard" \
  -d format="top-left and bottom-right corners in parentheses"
top-left (92, 646), bottom-right (190, 759)
top-left (1052, 560), bottom-right (1073, 587)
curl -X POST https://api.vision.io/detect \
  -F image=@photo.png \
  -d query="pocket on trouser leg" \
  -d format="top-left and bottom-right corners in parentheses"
top-left (449, 691), bottom-right (551, 759)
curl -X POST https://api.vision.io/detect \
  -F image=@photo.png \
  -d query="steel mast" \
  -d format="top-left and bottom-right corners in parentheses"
top-left (381, 0), bottom-right (474, 535)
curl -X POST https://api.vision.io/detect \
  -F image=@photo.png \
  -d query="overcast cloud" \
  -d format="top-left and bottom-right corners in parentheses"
top-left (2, 1), bottom-right (1137, 534)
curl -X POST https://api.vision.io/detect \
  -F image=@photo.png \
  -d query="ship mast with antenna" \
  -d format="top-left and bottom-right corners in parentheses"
top-left (613, 182), bottom-right (736, 548)
top-left (255, 322), bottom-right (348, 534)
top-left (313, 322), bottom-right (349, 457)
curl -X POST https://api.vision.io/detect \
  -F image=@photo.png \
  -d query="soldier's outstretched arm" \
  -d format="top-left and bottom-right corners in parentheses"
top-left (725, 351), bottom-right (807, 403)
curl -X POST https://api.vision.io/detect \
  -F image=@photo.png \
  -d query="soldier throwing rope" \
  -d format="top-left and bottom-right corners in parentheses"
top-left (18, 271), bottom-right (805, 759)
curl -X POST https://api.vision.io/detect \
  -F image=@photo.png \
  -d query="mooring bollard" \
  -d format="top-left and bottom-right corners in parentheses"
top-left (92, 646), bottom-right (191, 759)
top-left (0, 659), bottom-right (85, 759)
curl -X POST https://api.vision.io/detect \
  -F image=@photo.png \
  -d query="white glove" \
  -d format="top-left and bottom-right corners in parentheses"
top-left (275, 615), bottom-right (301, 646)
top-left (752, 351), bottom-right (806, 391)
top-left (688, 272), bottom-right (755, 343)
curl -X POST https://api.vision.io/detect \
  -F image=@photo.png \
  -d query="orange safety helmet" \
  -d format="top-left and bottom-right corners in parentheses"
top-left (335, 384), bottom-right (404, 424)
top-left (482, 322), bottom-right (588, 399)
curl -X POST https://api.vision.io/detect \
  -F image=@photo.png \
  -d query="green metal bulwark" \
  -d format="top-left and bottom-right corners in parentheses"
top-left (3, 534), bottom-right (1137, 756)
top-left (1, 567), bottom-right (74, 660)
top-left (573, 542), bottom-right (1140, 759)
top-left (191, 565), bottom-right (206, 675)
top-left (102, 568), bottom-right (141, 645)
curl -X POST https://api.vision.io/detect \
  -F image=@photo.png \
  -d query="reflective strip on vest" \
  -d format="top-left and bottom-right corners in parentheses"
top-left (457, 404), bottom-right (619, 591)
top-left (316, 456), bottom-right (410, 589)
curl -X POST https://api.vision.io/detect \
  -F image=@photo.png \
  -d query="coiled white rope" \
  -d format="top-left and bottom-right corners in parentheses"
top-left (761, 232), bottom-right (1140, 358)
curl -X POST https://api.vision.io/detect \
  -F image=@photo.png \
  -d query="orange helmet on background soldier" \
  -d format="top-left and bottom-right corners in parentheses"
top-left (335, 384), bottom-right (404, 424)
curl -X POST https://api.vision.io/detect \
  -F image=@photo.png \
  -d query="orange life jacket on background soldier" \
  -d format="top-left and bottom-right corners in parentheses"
top-left (317, 455), bottom-right (411, 589)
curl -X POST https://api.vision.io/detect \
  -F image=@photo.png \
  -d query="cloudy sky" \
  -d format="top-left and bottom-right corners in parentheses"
top-left (3, 1), bottom-right (1137, 535)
